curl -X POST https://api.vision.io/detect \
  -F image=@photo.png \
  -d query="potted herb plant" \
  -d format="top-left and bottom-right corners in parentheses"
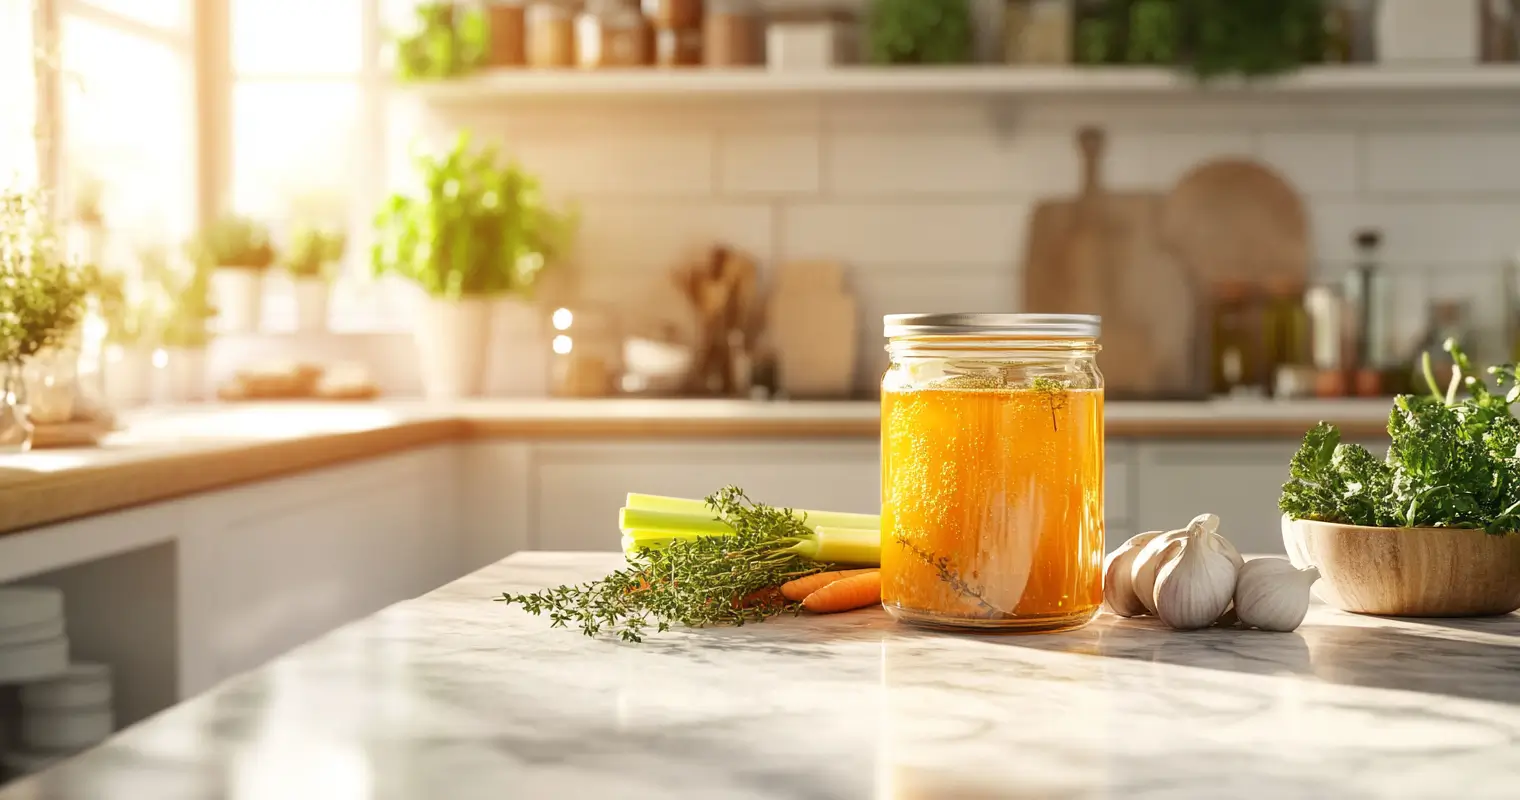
top-left (192, 215), bottom-right (275, 334)
top-left (0, 190), bottom-right (91, 451)
top-left (284, 225), bottom-right (347, 333)
top-left (96, 249), bottom-right (164, 408)
top-left (1280, 341), bottom-right (1520, 618)
top-left (373, 133), bottom-right (576, 400)
top-left (152, 249), bottom-right (217, 403)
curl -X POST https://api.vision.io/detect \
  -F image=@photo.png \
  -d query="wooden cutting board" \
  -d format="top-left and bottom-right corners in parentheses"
top-left (1022, 128), bottom-right (1198, 397)
top-left (769, 289), bottom-right (858, 399)
top-left (1160, 159), bottom-right (1310, 290)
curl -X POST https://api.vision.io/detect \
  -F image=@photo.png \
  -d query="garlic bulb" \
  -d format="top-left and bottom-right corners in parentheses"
top-left (1234, 558), bottom-right (1320, 632)
top-left (1153, 527), bottom-right (1239, 631)
top-left (1130, 513), bottom-right (1219, 614)
top-left (1103, 531), bottom-right (1162, 617)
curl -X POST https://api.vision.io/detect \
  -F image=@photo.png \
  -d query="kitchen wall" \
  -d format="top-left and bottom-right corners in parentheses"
top-left (387, 89), bottom-right (1520, 394)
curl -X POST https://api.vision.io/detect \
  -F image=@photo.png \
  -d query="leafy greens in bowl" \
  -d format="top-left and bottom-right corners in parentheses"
top-left (1281, 341), bottom-right (1520, 534)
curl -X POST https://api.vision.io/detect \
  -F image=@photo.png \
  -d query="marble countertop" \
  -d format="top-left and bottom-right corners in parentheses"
top-left (6, 552), bottom-right (1517, 799)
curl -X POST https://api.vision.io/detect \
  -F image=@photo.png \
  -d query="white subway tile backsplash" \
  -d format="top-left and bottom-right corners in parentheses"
top-left (1105, 132), bottom-right (1255, 189)
top-left (826, 132), bottom-right (1076, 197)
top-left (1258, 132), bottom-right (1359, 196)
top-left (1429, 267), bottom-right (1508, 365)
top-left (1367, 132), bottom-right (1520, 195)
top-left (719, 133), bottom-right (820, 196)
top-left (782, 202), bottom-right (1028, 265)
top-left (573, 202), bottom-right (775, 275)
top-left (506, 134), bottom-right (715, 198)
top-left (1309, 201), bottom-right (1520, 266)
top-left (851, 266), bottom-right (1019, 390)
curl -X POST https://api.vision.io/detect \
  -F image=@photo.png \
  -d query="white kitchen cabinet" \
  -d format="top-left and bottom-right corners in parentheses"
top-left (176, 445), bottom-right (457, 695)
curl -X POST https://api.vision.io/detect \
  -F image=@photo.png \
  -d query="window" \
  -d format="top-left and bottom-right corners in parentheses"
top-left (0, 1), bottom-right (38, 186)
top-left (230, 0), bottom-right (407, 331)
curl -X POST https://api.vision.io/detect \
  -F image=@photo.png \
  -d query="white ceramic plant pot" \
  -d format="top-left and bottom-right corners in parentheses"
top-left (487, 297), bottom-right (549, 397)
top-left (163, 347), bottom-right (207, 403)
top-left (415, 297), bottom-right (492, 400)
top-left (102, 346), bottom-right (153, 409)
top-left (292, 278), bottom-right (331, 333)
top-left (211, 268), bottom-right (265, 333)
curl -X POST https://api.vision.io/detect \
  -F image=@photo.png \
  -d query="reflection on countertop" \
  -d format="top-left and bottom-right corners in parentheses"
top-left (4, 552), bottom-right (1515, 799)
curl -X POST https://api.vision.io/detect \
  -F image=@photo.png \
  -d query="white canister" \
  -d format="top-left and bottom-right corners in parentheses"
top-left (767, 19), bottom-right (856, 70)
top-left (21, 703), bottom-right (114, 751)
top-left (21, 662), bottom-right (112, 710)
top-left (210, 268), bottom-right (266, 333)
top-left (0, 635), bottom-right (69, 684)
top-left (292, 278), bottom-right (331, 333)
top-left (1378, 0), bottom-right (1481, 63)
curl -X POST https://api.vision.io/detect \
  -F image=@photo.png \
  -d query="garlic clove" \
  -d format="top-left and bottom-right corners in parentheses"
top-left (1102, 532), bottom-right (1163, 617)
top-left (1234, 557), bottom-right (1320, 632)
top-left (1154, 531), bottom-right (1240, 631)
top-left (1204, 531), bottom-right (1246, 572)
top-left (1131, 514), bottom-right (1218, 614)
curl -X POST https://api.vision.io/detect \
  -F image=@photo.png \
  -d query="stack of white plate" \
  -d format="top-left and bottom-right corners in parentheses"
top-left (4, 663), bottom-right (115, 779)
top-left (0, 588), bottom-right (69, 684)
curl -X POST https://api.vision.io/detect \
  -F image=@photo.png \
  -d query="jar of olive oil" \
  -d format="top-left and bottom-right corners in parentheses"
top-left (880, 314), bottom-right (1105, 632)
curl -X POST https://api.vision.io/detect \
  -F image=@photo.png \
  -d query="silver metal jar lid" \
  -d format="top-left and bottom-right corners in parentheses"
top-left (883, 313), bottom-right (1101, 338)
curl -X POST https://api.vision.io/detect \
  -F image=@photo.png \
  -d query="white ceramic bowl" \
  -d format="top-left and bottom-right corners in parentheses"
top-left (21, 662), bottom-right (112, 709)
top-left (0, 588), bottom-right (63, 630)
top-left (21, 703), bottom-right (114, 751)
top-left (0, 635), bottom-right (69, 684)
top-left (0, 616), bottom-right (65, 648)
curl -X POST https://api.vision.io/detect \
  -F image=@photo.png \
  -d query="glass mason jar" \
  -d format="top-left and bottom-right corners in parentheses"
top-left (880, 313), bottom-right (1105, 633)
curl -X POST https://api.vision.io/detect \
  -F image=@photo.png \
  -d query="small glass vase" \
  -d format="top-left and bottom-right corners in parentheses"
top-left (0, 359), bottom-right (34, 453)
top-left (24, 348), bottom-right (80, 425)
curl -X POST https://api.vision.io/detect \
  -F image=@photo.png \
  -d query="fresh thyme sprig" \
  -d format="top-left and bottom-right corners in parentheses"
top-left (1031, 377), bottom-right (1070, 432)
top-left (892, 535), bottom-right (1008, 617)
top-left (497, 487), bottom-right (830, 642)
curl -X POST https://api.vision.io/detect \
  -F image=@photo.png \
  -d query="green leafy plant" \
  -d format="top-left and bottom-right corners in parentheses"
top-left (867, 0), bottom-right (973, 65)
top-left (0, 190), bottom-right (91, 365)
top-left (1281, 341), bottom-right (1520, 534)
top-left (393, 2), bottom-right (486, 81)
top-left (1178, 0), bottom-right (1324, 80)
top-left (373, 133), bottom-right (577, 300)
top-left (190, 215), bottom-right (276, 271)
top-left (144, 245), bottom-right (216, 349)
top-left (283, 226), bottom-right (347, 281)
top-left (90, 266), bottom-right (158, 347)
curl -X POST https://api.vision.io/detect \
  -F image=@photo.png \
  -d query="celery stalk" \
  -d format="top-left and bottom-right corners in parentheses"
top-left (619, 507), bottom-right (733, 536)
top-left (626, 493), bottom-right (711, 515)
top-left (792, 526), bottom-right (881, 566)
top-left (621, 499), bottom-right (880, 534)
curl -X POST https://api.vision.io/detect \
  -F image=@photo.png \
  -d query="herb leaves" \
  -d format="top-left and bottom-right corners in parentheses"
top-left (1281, 342), bottom-right (1520, 533)
top-left (497, 487), bottom-right (827, 642)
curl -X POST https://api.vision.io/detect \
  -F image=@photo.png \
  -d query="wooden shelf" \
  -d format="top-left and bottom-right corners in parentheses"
top-left (402, 65), bottom-right (1520, 102)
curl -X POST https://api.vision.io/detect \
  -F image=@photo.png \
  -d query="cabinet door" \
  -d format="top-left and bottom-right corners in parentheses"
top-left (1134, 442), bottom-right (1302, 555)
top-left (177, 448), bottom-right (449, 693)
top-left (531, 440), bottom-right (880, 551)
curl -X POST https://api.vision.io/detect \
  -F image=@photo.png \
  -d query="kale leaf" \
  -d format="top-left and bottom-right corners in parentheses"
top-left (1280, 341), bottom-right (1520, 533)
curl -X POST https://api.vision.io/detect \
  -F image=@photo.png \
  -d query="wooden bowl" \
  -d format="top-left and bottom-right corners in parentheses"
top-left (1282, 516), bottom-right (1520, 617)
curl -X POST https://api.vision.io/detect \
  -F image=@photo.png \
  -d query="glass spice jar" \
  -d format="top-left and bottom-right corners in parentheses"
top-left (527, 2), bottom-right (576, 68)
top-left (484, 0), bottom-right (527, 66)
top-left (577, 2), bottom-right (652, 68)
top-left (642, 0), bottom-right (702, 30)
top-left (704, 0), bottom-right (764, 66)
top-left (880, 314), bottom-right (1105, 633)
top-left (656, 27), bottom-right (703, 66)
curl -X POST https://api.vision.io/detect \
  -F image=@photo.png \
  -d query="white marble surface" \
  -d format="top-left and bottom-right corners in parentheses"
top-left (8, 551), bottom-right (1518, 799)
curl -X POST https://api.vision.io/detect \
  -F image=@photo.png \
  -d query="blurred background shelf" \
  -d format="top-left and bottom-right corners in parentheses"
top-left (404, 65), bottom-right (1520, 102)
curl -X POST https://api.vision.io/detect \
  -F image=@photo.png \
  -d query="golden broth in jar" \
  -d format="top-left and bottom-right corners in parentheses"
top-left (880, 315), bottom-right (1105, 632)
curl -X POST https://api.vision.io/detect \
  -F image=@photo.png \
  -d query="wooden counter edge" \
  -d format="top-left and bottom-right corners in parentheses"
top-left (0, 414), bottom-right (1387, 538)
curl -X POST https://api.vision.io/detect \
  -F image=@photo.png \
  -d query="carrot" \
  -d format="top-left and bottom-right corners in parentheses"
top-left (780, 568), bottom-right (878, 602)
top-left (802, 571), bottom-right (882, 614)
